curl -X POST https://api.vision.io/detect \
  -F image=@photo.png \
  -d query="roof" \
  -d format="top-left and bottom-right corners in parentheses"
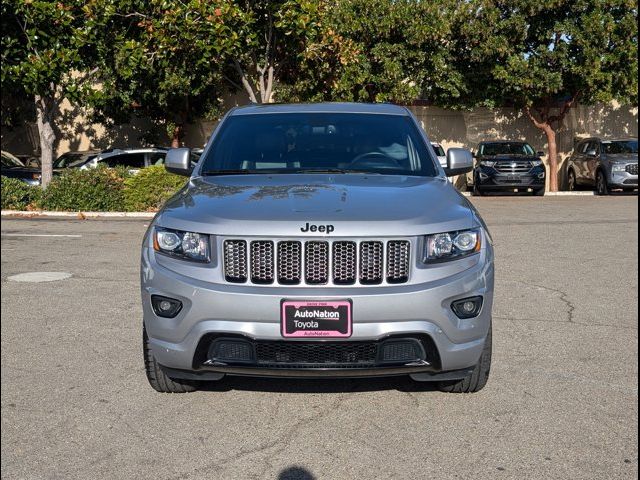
top-left (230, 102), bottom-right (410, 116)
top-left (478, 140), bottom-right (528, 144)
top-left (60, 150), bottom-right (102, 155)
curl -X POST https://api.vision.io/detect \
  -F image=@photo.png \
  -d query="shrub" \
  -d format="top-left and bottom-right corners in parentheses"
top-left (123, 165), bottom-right (187, 212)
top-left (39, 166), bottom-right (129, 211)
top-left (1, 176), bottom-right (42, 210)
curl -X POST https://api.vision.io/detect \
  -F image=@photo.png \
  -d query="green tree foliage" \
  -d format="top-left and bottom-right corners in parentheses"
top-left (1, 1), bottom-right (105, 187)
top-left (287, 0), bottom-right (463, 104)
top-left (452, 0), bottom-right (638, 191)
top-left (123, 165), bottom-right (187, 211)
top-left (90, 0), bottom-right (321, 146)
top-left (87, 0), bottom-right (246, 146)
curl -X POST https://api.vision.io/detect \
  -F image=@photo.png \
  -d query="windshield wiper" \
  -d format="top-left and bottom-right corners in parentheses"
top-left (200, 169), bottom-right (267, 176)
top-left (294, 168), bottom-right (382, 174)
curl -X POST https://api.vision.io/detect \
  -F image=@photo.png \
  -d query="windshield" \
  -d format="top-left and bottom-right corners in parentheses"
top-left (53, 153), bottom-right (96, 168)
top-left (200, 113), bottom-right (438, 177)
top-left (480, 142), bottom-right (535, 156)
top-left (1, 152), bottom-right (24, 167)
top-left (602, 140), bottom-right (638, 154)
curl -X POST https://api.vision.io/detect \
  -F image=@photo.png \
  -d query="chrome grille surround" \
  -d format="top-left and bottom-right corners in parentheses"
top-left (250, 241), bottom-right (274, 284)
top-left (305, 241), bottom-right (330, 284)
top-left (332, 241), bottom-right (357, 285)
top-left (277, 241), bottom-right (302, 284)
top-left (495, 161), bottom-right (532, 173)
top-left (359, 241), bottom-right (384, 284)
top-left (223, 240), bottom-right (248, 283)
top-left (222, 238), bottom-right (411, 286)
top-left (386, 240), bottom-right (411, 283)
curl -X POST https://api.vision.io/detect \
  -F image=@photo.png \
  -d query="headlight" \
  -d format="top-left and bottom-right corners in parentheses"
top-left (530, 160), bottom-right (543, 167)
top-left (612, 164), bottom-right (626, 172)
top-left (423, 228), bottom-right (481, 263)
top-left (479, 160), bottom-right (496, 167)
top-left (153, 227), bottom-right (210, 262)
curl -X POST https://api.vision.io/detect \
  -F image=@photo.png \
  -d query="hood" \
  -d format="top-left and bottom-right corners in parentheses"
top-left (158, 174), bottom-right (474, 237)
top-left (605, 153), bottom-right (638, 163)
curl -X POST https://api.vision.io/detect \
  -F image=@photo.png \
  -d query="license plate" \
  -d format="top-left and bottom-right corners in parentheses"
top-left (281, 300), bottom-right (352, 338)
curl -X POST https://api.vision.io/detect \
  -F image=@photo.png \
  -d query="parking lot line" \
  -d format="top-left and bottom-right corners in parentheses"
top-left (1, 234), bottom-right (82, 238)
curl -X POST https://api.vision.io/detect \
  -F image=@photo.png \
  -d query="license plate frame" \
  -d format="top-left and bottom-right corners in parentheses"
top-left (280, 300), bottom-right (352, 338)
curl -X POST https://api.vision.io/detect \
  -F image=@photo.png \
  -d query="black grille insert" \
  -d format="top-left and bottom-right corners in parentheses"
top-left (256, 341), bottom-right (378, 366)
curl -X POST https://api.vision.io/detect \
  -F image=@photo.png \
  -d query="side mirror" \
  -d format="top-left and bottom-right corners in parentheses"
top-left (536, 150), bottom-right (545, 157)
top-left (585, 149), bottom-right (597, 157)
top-left (444, 148), bottom-right (474, 177)
top-left (165, 148), bottom-right (193, 176)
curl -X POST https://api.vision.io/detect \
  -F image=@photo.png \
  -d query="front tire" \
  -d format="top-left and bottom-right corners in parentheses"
top-left (567, 169), bottom-right (577, 191)
top-left (533, 187), bottom-right (545, 196)
top-left (143, 327), bottom-right (200, 393)
top-left (596, 170), bottom-right (610, 196)
top-left (472, 181), bottom-right (485, 197)
top-left (438, 324), bottom-right (492, 393)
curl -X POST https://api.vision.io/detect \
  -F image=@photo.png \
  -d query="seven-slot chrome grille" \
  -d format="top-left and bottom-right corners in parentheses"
top-left (223, 239), bottom-right (411, 285)
top-left (495, 161), bottom-right (532, 173)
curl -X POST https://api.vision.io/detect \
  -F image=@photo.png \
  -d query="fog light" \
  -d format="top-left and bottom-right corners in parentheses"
top-left (451, 296), bottom-right (483, 319)
top-left (151, 295), bottom-right (182, 318)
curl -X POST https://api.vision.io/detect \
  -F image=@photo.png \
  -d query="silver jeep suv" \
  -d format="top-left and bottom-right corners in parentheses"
top-left (141, 103), bottom-right (495, 393)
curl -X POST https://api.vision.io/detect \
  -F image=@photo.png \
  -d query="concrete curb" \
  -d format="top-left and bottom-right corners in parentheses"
top-left (460, 191), bottom-right (595, 197)
top-left (1, 210), bottom-right (156, 218)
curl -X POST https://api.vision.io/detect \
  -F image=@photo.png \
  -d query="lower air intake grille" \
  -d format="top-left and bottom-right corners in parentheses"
top-left (255, 341), bottom-right (378, 366)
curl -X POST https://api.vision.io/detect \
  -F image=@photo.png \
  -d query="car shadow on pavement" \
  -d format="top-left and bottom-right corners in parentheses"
top-left (198, 376), bottom-right (439, 394)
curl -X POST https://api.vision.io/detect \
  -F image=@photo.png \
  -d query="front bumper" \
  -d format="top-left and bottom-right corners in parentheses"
top-left (141, 242), bottom-right (494, 378)
top-left (610, 170), bottom-right (638, 188)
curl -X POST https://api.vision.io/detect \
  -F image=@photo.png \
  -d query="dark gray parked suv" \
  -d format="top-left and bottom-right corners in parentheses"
top-left (566, 138), bottom-right (638, 195)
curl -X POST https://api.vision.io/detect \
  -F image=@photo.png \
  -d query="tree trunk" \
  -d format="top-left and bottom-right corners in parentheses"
top-left (171, 124), bottom-right (184, 148)
top-left (524, 107), bottom-right (561, 192)
top-left (541, 125), bottom-right (559, 192)
top-left (35, 95), bottom-right (56, 189)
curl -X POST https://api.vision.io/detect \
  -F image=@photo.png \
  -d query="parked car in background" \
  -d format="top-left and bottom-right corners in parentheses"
top-left (53, 147), bottom-right (170, 173)
top-left (53, 150), bottom-right (102, 169)
top-left (471, 140), bottom-right (546, 196)
top-left (80, 147), bottom-right (170, 172)
top-left (565, 137), bottom-right (638, 195)
top-left (15, 154), bottom-right (40, 168)
top-left (1, 150), bottom-right (41, 186)
top-left (431, 142), bottom-right (447, 169)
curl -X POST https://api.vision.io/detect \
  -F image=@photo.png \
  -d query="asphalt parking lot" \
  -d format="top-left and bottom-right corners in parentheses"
top-left (1, 196), bottom-right (638, 480)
